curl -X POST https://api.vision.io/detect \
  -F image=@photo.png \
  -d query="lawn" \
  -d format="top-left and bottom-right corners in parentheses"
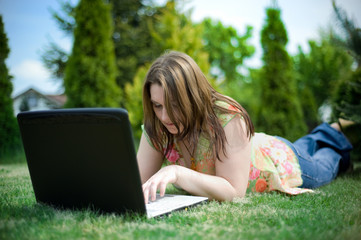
top-left (1, 163), bottom-right (360, 240)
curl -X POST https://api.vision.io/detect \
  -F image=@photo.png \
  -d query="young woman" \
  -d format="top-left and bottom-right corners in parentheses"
top-left (137, 51), bottom-right (353, 204)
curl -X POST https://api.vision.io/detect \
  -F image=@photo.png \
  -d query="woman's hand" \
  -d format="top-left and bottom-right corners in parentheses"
top-left (142, 165), bottom-right (179, 204)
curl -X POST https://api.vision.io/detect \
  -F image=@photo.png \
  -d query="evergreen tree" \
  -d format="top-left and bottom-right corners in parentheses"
top-left (257, 6), bottom-right (306, 141)
top-left (125, 64), bottom-right (150, 143)
top-left (111, 0), bottom-right (157, 89)
top-left (334, 69), bottom-right (361, 123)
top-left (64, 0), bottom-right (121, 107)
top-left (42, 0), bottom-right (158, 105)
top-left (0, 16), bottom-right (22, 159)
top-left (332, 0), bottom-right (361, 124)
top-left (293, 32), bottom-right (353, 130)
top-left (329, 0), bottom-right (361, 162)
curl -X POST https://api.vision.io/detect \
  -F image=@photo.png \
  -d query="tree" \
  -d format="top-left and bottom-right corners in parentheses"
top-left (64, 0), bottom-right (121, 108)
top-left (331, 0), bottom-right (361, 124)
top-left (0, 15), bottom-right (22, 159)
top-left (201, 18), bottom-right (255, 108)
top-left (202, 18), bottom-right (255, 84)
top-left (111, 0), bottom-right (158, 89)
top-left (148, 1), bottom-right (211, 76)
top-left (124, 64), bottom-right (150, 144)
top-left (293, 32), bottom-right (353, 130)
top-left (257, 6), bottom-right (306, 141)
top-left (41, 0), bottom-right (158, 106)
top-left (41, 1), bottom-right (75, 82)
top-left (334, 69), bottom-right (361, 123)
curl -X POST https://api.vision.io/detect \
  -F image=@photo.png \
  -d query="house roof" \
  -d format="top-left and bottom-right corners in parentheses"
top-left (45, 94), bottom-right (67, 106)
top-left (13, 87), bottom-right (67, 107)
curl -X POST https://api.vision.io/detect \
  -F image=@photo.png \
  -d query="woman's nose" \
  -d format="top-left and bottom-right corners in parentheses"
top-left (161, 108), bottom-right (170, 122)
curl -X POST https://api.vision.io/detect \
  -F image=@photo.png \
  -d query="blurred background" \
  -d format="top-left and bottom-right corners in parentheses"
top-left (0, 0), bottom-right (360, 163)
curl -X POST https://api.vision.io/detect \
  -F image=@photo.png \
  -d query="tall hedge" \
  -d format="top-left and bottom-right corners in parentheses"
top-left (257, 7), bottom-right (307, 141)
top-left (0, 15), bottom-right (22, 159)
top-left (64, 0), bottom-right (121, 108)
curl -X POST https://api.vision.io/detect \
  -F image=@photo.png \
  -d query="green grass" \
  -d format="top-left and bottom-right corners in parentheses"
top-left (1, 163), bottom-right (360, 240)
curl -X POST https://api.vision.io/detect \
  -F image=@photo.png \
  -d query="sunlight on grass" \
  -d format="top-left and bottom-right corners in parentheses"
top-left (1, 163), bottom-right (360, 240)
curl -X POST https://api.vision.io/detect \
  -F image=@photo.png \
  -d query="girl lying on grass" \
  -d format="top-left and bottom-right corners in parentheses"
top-left (137, 51), bottom-right (353, 204)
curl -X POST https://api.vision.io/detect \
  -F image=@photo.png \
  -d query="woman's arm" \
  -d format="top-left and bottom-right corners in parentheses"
top-left (137, 133), bottom-right (164, 184)
top-left (142, 116), bottom-right (251, 203)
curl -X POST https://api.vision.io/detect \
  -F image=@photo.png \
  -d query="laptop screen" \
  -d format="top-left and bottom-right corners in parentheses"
top-left (17, 108), bottom-right (146, 215)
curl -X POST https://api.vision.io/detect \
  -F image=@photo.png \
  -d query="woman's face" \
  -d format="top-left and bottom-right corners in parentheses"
top-left (150, 84), bottom-right (182, 135)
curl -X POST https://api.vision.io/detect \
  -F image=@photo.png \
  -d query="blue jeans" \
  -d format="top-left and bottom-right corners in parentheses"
top-left (276, 123), bottom-right (353, 189)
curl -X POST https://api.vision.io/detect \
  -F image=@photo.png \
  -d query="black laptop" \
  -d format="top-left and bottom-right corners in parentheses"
top-left (17, 108), bottom-right (207, 218)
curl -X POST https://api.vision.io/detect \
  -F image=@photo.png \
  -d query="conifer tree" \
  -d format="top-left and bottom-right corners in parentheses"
top-left (331, 0), bottom-right (361, 161)
top-left (42, 0), bottom-right (157, 105)
top-left (332, 0), bottom-right (361, 124)
top-left (257, 6), bottom-right (306, 141)
top-left (64, 0), bottom-right (121, 107)
top-left (0, 15), bottom-right (21, 159)
top-left (293, 34), bottom-right (353, 130)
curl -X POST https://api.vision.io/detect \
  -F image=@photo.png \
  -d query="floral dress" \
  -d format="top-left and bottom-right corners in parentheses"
top-left (142, 101), bottom-right (312, 195)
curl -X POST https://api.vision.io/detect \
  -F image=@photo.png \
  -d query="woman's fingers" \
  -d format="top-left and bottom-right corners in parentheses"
top-left (159, 181), bottom-right (167, 197)
top-left (143, 184), bottom-right (150, 204)
top-left (142, 176), bottom-right (164, 204)
top-left (142, 166), bottom-right (178, 204)
top-left (149, 182), bottom-right (158, 201)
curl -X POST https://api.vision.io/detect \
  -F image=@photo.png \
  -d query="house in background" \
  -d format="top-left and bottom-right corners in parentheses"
top-left (13, 88), bottom-right (67, 116)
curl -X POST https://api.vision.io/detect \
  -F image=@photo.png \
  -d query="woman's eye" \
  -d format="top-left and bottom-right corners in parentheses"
top-left (153, 104), bottom-right (162, 109)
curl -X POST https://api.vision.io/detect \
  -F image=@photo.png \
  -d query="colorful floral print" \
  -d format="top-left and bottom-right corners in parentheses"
top-left (249, 133), bottom-right (312, 194)
top-left (164, 144), bottom-right (180, 163)
top-left (255, 178), bottom-right (268, 193)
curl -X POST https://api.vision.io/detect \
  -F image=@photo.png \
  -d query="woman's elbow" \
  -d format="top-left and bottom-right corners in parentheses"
top-left (219, 187), bottom-right (247, 202)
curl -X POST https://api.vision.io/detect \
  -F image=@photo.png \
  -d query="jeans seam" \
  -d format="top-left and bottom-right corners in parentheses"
top-left (301, 172), bottom-right (318, 181)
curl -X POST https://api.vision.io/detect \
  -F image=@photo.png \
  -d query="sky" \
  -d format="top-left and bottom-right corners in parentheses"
top-left (1, 0), bottom-right (361, 97)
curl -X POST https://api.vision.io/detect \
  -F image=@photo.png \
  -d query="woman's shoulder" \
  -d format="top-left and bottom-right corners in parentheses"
top-left (214, 100), bottom-right (242, 127)
top-left (141, 125), bottom-right (169, 152)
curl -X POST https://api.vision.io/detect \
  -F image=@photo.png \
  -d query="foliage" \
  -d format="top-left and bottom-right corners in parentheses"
top-left (330, 1), bottom-right (361, 161)
top-left (333, 69), bottom-right (361, 162)
top-left (64, 0), bottom-right (121, 108)
top-left (111, 0), bottom-right (159, 91)
top-left (256, 7), bottom-right (306, 141)
top-left (42, 42), bottom-right (69, 81)
top-left (41, 0), bottom-right (159, 106)
top-left (201, 18), bottom-right (256, 110)
top-left (333, 70), bottom-right (361, 123)
top-left (125, 64), bottom-right (151, 144)
top-left (293, 32), bottom-right (353, 130)
top-left (202, 18), bottom-right (255, 84)
top-left (41, 1), bottom-right (75, 82)
top-left (148, 1), bottom-right (211, 78)
top-left (332, 0), bottom-right (361, 67)
top-left (241, 68), bottom-right (263, 120)
top-left (331, 0), bottom-right (361, 123)
top-left (0, 16), bottom-right (22, 159)
top-left (51, 0), bottom-right (76, 35)
top-left (1, 163), bottom-right (361, 239)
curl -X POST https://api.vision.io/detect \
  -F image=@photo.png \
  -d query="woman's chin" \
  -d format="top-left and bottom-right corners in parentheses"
top-left (165, 125), bottom-right (179, 135)
top-left (167, 128), bottom-right (178, 135)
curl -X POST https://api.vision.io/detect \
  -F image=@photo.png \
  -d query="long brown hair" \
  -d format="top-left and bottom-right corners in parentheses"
top-left (143, 51), bottom-right (254, 160)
